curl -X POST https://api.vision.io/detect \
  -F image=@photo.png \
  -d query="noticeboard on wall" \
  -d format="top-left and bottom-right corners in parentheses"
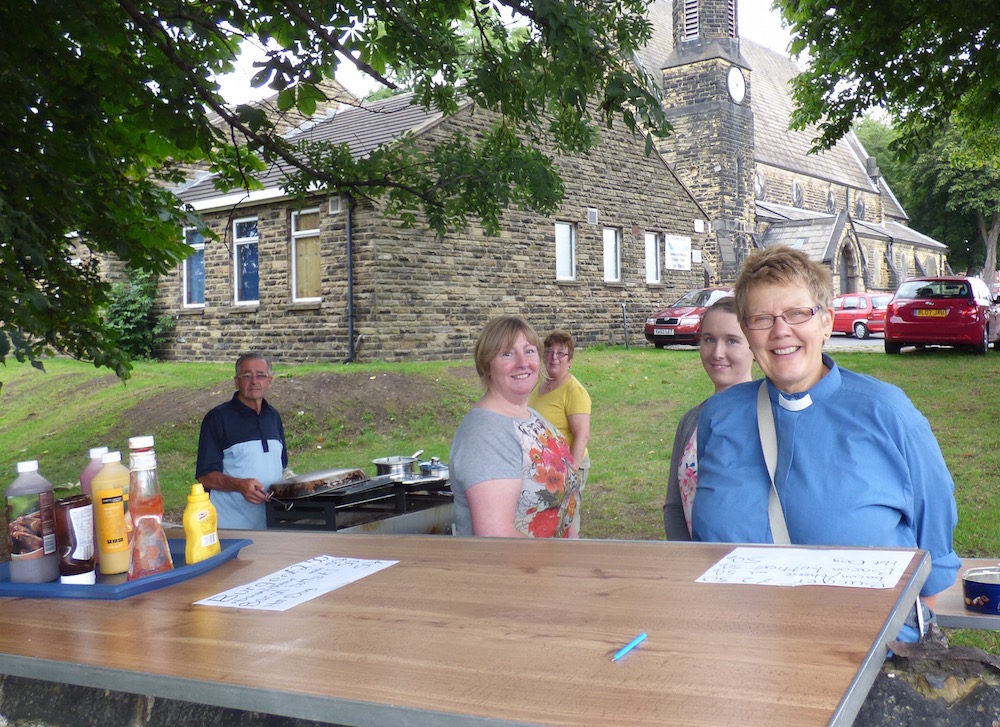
top-left (664, 235), bottom-right (692, 271)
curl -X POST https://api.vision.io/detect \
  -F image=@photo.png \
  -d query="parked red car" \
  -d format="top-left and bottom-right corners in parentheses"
top-left (832, 292), bottom-right (892, 339)
top-left (644, 287), bottom-right (733, 347)
top-left (884, 276), bottom-right (1000, 354)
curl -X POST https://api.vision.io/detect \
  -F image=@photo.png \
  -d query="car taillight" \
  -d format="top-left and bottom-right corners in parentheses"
top-left (957, 302), bottom-right (979, 319)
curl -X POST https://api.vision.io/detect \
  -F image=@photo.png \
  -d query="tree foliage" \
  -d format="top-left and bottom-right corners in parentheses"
top-left (854, 116), bottom-right (1000, 279)
top-left (0, 0), bottom-right (668, 381)
top-left (780, 0), bottom-right (1000, 155)
top-left (104, 269), bottom-right (176, 361)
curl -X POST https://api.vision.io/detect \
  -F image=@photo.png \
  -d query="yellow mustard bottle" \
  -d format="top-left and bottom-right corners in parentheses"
top-left (183, 483), bottom-right (221, 564)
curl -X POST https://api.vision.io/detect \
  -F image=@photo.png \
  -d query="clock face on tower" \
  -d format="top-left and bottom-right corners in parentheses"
top-left (727, 66), bottom-right (746, 104)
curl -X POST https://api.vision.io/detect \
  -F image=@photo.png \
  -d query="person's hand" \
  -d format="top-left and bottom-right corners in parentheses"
top-left (238, 478), bottom-right (271, 504)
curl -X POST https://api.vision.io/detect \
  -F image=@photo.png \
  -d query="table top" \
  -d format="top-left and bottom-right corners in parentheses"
top-left (934, 558), bottom-right (999, 630)
top-left (0, 532), bottom-right (928, 727)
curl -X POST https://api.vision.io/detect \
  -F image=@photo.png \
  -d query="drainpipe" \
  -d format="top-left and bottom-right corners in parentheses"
top-left (345, 194), bottom-right (356, 363)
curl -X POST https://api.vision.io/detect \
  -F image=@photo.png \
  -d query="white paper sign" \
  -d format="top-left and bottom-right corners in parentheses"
top-left (196, 555), bottom-right (398, 611)
top-left (696, 547), bottom-right (912, 589)
top-left (664, 235), bottom-right (692, 270)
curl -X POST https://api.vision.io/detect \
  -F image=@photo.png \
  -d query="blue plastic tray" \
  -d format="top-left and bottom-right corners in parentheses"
top-left (0, 538), bottom-right (252, 600)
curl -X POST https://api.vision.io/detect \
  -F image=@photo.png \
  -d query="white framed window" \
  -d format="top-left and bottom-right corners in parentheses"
top-left (644, 232), bottom-right (661, 283)
top-left (555, 222), bottom-right (577, 280)
top-left (603, 227), bottom-right (621, 282)
top-left (291, 208), bottom-right (321, 302)
top-left (233, 217), bottom-right (259, 304)
top-left (182, 227), bottom-right (205, 307)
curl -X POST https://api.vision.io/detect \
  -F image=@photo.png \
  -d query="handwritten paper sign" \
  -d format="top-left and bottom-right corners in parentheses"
top-left (696, 547), bottom-right (912, 589)
top-left (196, 555), bottom-right (398, 611)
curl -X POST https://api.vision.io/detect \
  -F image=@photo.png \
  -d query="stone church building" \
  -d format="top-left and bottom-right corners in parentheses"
top-left (155, 0), bottom-right (948, 363)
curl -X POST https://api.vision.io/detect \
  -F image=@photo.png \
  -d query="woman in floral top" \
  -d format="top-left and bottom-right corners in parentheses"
top-left (450, 316), bottom-right (582, 538)
top-left (663, 297), bottom-right (754, 540)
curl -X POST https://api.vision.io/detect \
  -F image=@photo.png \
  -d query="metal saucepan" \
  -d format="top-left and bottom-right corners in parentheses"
top-left (418, 456), bottom-right (449, 480)
top-left (372, 450), bottom-right (423, 478)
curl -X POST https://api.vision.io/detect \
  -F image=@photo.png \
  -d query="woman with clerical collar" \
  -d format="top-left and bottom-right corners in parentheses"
top-left (692, 245), bottom-right (959, 642)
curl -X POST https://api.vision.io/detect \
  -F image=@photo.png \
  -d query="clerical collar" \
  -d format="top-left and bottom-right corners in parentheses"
top-left (778, 393), bottom-right (813, 411)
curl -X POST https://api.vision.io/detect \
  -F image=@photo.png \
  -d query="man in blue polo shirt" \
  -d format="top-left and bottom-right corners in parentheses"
top-left (196, 352), bottom-right (287, 529)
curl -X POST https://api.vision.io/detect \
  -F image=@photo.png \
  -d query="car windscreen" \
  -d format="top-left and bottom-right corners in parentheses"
top-left (872, 295), bottom-right (892, 309)
top-left (673, 290), bottom-right (713, 307)
top-left (895, 281), bottom-right (971, 300)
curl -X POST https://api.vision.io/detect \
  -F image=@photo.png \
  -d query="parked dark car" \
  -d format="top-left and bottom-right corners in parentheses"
top-left (644, 287), bottom-right (733, 347)
top-left (884, 276), bottom-right (1000, 354)
top-left (832, 292), bottom-right (892, 339)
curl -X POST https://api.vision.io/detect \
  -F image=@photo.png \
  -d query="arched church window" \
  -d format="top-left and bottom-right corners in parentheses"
top-left (754, 172), bottom-right (767, 201)
top-left (792, 181), bottom-right (804, 208)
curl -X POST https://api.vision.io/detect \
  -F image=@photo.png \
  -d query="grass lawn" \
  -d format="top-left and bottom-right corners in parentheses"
top-left (1, 346), bottom-right (998, 647)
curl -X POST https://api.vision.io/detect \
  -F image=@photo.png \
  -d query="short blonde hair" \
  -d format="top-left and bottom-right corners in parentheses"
top-left (734, 246), bottom-right (833, 321)
top-left (474, 316), bottom-right (542, 387)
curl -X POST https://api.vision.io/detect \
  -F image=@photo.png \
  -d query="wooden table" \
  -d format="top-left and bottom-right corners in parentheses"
top-left (935, 558), bottom-right (1000, 630)
top-left (0, 533), bottom-right (928, 727)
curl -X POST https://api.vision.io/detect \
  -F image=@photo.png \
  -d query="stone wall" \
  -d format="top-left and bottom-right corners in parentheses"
top-left (156, 107), bottom-right (712, 364)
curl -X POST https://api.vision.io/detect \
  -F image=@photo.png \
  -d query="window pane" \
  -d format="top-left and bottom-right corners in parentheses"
top-left (555, 223), bottom-right (575, 280)
top-left (603, 228), bottom-right (620, 281)
top-left (236, 219), bottom-right (258, 240)
top-left (184, 248), bottom-right (204, 305)
top-left (237, 243), bottom-right (259, 302)
top-left (294, 210), bottom-right (320, 233)
top-left (295, 237), bottom-right (322, 299)
top-left (645, 232), bottom-right (660, 283)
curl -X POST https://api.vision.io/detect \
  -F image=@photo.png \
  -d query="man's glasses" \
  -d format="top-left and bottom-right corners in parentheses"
top-left (743, 305), bottom-right (821, 330)
top-left (544, 351), bottom-right (570, 360)
top-left (237, 372), bottom-right (272, 381)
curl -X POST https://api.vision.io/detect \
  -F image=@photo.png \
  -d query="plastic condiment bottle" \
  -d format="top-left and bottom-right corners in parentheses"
top-left (54, 494), bottom-right (97, 584)
top-left (126, 435), bottom-right (173, 580)
top-left (5, 460), bottom-right (60, 583)
top-left (183, 483), bottom-right (221, 564)
top-left (79, 446), bottom-right (109, 500)
top-left (92, 451), bottom-right (131, 575)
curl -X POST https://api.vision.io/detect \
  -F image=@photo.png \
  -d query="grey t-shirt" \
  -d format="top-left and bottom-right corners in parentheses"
top-left (449, 407), bottom-right (581, 537)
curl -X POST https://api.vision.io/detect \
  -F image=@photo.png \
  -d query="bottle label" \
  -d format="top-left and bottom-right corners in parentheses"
top-left (7, 491), bottom-right (57, 559)
top-left (68, 504), bottom-right (95, 561)
top-left (95, 490), bottom-right (129, 555)
top-left (201, 532), bottom-right (219, 547)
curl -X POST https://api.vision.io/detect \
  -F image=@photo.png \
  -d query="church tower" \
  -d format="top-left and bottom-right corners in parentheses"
top-left (656, 0), bottom-right (755, 281)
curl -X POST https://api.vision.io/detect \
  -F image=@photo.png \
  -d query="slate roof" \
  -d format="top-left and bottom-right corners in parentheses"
top-left (742, 40), bottom-right (876, 193)
top-left (759, 211), bottom-right (843, 263)
top-left (178, 92), bottom-right (444, 205)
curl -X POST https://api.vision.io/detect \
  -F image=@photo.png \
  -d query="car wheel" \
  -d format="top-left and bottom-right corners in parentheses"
top-left (853, 321), bottom-right (869, 339)
top-left (884, 340), bottom-right (902, 355)
top-left (654, 342), bottom-right (666, 349)
top-left (974, 326), bottom-right (989, 354)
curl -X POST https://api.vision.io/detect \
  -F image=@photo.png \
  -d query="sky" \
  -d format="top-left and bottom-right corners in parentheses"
top-left (217, 0), bottom-right (794, 104)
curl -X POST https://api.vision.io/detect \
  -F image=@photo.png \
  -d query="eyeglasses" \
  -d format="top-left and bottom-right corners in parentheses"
top-left (544, 351), bottom-right (570, 360)
top-left (743, 305), bottom-right (822, 331)
top-left (237, 372), bottom-right (272, 381)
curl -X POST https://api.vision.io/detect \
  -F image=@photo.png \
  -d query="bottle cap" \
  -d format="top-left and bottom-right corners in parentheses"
top-left (16, 460), bottom-right (39, 474)
top-left (101, 451), bottom-right (122, 464)
top-left (89, 446), bottom-right (110, 459)
top-left (188, 483), bottom-right (209, 501)
top-left (128, 435), bottom-right (155, 451)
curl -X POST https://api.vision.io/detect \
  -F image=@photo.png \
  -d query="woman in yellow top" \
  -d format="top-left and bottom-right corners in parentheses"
top-left (528, 330), bottom-right (592, 488)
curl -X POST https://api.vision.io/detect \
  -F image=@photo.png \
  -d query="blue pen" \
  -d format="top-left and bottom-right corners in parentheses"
top-left (611, 632), bottom-right (647, 662)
